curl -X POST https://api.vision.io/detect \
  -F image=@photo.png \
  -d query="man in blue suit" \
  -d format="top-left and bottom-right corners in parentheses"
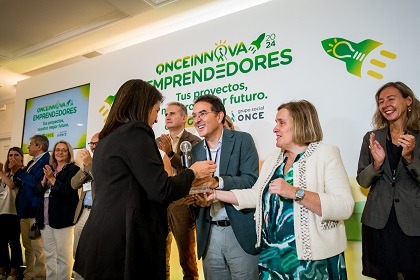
top-left (191, 95), bottom-right (260, 280)
top-left (11, 135), bottom-right (50, 280)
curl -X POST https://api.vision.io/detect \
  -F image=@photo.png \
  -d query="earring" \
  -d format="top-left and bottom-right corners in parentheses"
top-left (408, 106), bottom-right (412, 112)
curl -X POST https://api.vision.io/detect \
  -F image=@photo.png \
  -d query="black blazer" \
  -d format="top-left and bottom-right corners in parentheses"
top-left (357, 127), bottom-right (420, 236)
top-left (35, 163), bottom-right (80, 229)
top-left (74, 121), bottom-right (195, 280)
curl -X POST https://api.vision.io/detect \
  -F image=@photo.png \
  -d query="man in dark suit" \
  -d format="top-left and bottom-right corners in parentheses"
top-left (11, 135), bottom-right (50, 280)
top-left (191, 95), bottom-right (260, 280)
top-left (157, 102), bottom-right (201, 280)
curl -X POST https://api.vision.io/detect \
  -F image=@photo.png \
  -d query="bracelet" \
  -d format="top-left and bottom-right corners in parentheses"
top-left (213, 189), bottom-right (217, 202)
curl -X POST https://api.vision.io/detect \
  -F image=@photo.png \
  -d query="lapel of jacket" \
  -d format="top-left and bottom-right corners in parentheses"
top-left (376, 127), bottom-right (393, 176)
top-left (176, 130), bottom-right (188, 156)
top-left (219, 128), bottom-right (234, 176)
top-left (194, 141), bottom-right (207, 162)
top-left (28, 152), bottom-right (49, 173)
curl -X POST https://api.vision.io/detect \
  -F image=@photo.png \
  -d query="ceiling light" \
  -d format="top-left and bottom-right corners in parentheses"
top-left (143, 0), bottom-right (178, 8)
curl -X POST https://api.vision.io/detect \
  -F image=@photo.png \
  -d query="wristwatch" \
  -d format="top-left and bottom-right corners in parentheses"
top-left (295, 188), bottom-right (305, 202)
top-left (167, 151), bottom-right (175, 158)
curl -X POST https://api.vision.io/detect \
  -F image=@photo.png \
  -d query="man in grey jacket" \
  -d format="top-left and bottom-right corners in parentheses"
top-left (71, 133), bottom-right (99, 280)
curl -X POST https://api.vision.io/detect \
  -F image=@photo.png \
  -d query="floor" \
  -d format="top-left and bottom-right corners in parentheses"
top-left (168, 241), bottom-right (374, 280)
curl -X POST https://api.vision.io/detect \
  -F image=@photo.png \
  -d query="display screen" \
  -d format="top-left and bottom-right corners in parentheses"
top-left (22, 84), bottom-right (90, 153)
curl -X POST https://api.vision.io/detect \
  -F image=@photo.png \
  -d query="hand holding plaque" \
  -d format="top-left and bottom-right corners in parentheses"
top-left (189, 176), bottom-right (219, 194)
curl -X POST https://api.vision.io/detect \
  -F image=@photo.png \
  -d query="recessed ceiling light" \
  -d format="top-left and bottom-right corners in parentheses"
top-left (143, 0), bottom-right (178, 8)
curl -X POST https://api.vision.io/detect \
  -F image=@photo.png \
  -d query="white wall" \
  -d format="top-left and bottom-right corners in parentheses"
top-left (0, 100), bottom-right (14, 164)
top-left (12, 0), bottom-right (420, 176)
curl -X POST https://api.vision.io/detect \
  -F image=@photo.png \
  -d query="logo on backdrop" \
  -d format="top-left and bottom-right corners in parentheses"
top-left (321, 37), bottom-right (397, 80)
top-left (99, 95), bottom-right (116, 122)
top-left (149, 32), bottom-right (291, 128)
top-left (149, 32), bottom-right (292, 91)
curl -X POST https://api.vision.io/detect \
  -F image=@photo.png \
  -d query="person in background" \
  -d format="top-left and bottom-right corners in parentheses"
top-left (74, 79), bottom-right (216, 279)
top-left (10, 135), bottom-right (50, 280)
top-left (224, 115), bottom-right (235, 130)
top-left (0, 148), bottom-right (24, 280)
top-left (357, 82), bottom-right (420, 279)
top-left (157, 102), bottom-right (201, 280)
top-left (70, 133), bottom-right (99, 280)
top-left (199, 100), bottom-right (354, 279)
top-left (191, 95), bottom-right (260, 280)
top-left (36, 140), bottom-right (80, 280)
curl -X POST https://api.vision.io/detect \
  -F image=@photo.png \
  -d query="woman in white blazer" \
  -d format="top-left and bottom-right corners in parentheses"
top-left (198, 100), bottom-right (354, 279)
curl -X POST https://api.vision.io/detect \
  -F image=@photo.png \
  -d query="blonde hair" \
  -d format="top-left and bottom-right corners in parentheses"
top-left (277, 100), bottom-right (323, 144)
top-left (224, 115), bottom-right (235, 130)
top-left (50, 140), bottom-right (75, 166)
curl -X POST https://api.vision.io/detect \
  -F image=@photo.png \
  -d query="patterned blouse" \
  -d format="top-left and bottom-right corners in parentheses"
top-left (259, 153), bottom-right (347, 280)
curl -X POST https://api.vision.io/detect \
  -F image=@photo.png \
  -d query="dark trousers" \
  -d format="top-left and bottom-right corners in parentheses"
top-left (166, 203), bottom-right (198, 280)
top-left (0, 214), bottom-right (23, 268)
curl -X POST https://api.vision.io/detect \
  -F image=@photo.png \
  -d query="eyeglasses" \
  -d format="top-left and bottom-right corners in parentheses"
top-left (54, 148), bottom-right (68, 153)
top-left (191, 111), bottom-right (215, 120)
top-left (88, 142), bottom-right (98, 146)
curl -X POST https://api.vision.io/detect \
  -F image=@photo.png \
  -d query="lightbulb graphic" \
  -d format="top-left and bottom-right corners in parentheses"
top-left (215, 40), bottom-right (228, 62)
top-left (99, 94), bottom-right (115, 122)
top-left (321, 37), bottom-right (397, 80)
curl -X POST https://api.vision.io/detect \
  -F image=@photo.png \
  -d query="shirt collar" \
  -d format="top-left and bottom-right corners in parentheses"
top-left (170, 130), bottom-right (184, 141)
top-left (203, 129), bottom-right (223, 151)
top-left (32, 151), bottom-right (48, 162)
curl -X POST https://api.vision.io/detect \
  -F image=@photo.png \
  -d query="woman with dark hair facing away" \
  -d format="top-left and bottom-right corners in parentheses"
top-left (0, 147), bottom-right (24, 280)
top-left (74, 79), bottom-right (216, 280)
top-left (35, 140), bottom-right (80, 280)
top-left (197, 100), bottom-right (354, 279)
top-left (357, 82), bottom-right (420, 279)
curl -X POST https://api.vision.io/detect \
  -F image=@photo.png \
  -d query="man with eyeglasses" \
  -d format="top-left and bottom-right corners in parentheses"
top-left (70, 133), bottom-right (99, 280)
top-left (10, 135), bottom-right (50, 280)
top-left (191, 95), bottom-right (260, 280)
top-left (156, 102), bottom-right (201, 280)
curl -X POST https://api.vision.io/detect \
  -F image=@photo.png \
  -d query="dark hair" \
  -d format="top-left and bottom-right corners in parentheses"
top-left (277, 100), bottom-right (323, 144)
top-left (194, 95), bottom-right (226, 124)
top-left (372, 81), bottom-right (420, 132)
top-left (100, 79), bottom-right (164, 139)
top-left (167, 102), bottom-right (188, 116)
top-left (30, 135), bottom-right (49, 152)
top-left (5, 147), bottom-right (24, 173)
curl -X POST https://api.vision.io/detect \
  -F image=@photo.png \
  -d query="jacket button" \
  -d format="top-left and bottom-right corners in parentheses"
top-left (394, 198), bottom-right (400, 203)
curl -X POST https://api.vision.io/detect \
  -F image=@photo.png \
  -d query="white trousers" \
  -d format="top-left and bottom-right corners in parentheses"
top-left (73, 208), bottom-right (90, 280)
top-left (41, 225), bottom-right (74, 280)
top-left (21, 218), bottom-right (46, 280)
